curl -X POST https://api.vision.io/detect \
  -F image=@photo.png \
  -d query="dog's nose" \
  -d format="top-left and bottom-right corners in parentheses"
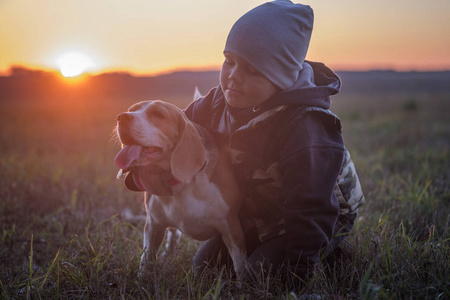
top-left (117, 112), bottom-right (134, 123)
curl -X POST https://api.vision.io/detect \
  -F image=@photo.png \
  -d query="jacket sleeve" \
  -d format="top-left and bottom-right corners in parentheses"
top-left (279, 111), bottom-right (344, 276)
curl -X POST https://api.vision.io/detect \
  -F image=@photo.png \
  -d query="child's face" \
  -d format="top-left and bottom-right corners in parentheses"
top-left (220, 52), bottom-right (280, 109)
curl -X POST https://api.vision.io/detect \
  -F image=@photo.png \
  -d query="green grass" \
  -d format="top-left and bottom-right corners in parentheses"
top-left (0, 91), bottom-right (449, 299)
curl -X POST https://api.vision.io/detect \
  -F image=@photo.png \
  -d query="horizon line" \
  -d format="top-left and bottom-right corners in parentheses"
top-left (2, 64), bottom-right (450, 77)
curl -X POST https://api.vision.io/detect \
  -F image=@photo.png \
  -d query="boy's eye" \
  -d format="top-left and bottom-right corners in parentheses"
top-left (224, 58), bottom-right (234, 66)
top-left (248, 66), bottom-right (260, 75)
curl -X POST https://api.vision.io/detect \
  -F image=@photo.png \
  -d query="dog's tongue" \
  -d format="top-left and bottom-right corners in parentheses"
top-left (115, 145), bottom-right (142, 169)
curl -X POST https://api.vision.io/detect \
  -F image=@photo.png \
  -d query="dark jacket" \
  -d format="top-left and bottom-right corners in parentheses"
top-left (185, 61), bottom-right (364, 271)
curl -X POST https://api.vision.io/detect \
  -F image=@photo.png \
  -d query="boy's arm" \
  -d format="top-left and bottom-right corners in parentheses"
top-left (279, 111), bottom-right (344, 277)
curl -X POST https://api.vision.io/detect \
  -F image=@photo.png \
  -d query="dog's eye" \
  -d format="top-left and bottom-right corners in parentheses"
top-left (147, 110), bottom-right (164, 119)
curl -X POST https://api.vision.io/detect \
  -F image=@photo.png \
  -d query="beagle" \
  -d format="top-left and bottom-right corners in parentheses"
top-left (114, 100), bottom-right (246, 279)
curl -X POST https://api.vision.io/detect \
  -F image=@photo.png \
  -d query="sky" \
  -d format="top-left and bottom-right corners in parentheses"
top-left (1, 0), bottom-right (450, 75)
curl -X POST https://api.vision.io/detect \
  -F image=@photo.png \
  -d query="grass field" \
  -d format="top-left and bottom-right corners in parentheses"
top-left (0, 87), bottom-right (449, 299)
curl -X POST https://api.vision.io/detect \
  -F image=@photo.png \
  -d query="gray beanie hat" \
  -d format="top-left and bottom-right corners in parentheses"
top-left (224, 0), bottom-right (313, 90)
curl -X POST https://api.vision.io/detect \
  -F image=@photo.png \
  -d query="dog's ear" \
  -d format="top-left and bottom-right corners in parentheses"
top-left (170, 112), bottom-right (206, 184)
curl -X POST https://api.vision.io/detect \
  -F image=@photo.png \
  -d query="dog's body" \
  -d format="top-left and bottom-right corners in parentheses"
top-left (115, 100), bottom-right (246, 278)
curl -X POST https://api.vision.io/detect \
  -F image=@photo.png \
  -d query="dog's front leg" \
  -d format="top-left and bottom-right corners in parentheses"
top-left (140, 193), bottom-right (167, 270)
top-left (140, 218), bottom-right (166, 270)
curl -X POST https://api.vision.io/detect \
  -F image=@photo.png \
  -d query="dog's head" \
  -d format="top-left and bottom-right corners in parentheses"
top-left (115, 100), bottom-right (206, 184)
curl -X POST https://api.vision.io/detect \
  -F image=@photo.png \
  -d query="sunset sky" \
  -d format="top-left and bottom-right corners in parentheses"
top-left (1, 0), bottom-right (449, 76)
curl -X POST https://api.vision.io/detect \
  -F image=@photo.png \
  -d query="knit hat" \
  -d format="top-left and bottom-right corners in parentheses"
top-left (224, 0), bottom-right (314, 90)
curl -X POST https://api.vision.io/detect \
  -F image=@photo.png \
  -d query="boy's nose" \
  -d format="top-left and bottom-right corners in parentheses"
top-left (228, 66), bottom-right (243, 83)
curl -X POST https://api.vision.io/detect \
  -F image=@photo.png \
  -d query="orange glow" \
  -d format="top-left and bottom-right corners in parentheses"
top-left (58, 73), bottom-right (89, 86)
top-left (0, 1), bottom-right (449, 74)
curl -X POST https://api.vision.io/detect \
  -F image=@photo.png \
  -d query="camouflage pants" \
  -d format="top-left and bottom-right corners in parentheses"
top-left (192, 212), bottom-right (357, 278)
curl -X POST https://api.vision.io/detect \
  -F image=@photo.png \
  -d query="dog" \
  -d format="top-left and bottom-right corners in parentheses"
top-left (114, 100), bottom-right (246, 279)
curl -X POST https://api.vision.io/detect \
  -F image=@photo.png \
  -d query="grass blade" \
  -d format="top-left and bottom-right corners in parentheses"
top-left (40, 247), bottom-right (62, 289)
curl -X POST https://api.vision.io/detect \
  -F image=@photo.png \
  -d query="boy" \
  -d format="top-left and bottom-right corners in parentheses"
top-left (184, 0), bottom-right (365, 282)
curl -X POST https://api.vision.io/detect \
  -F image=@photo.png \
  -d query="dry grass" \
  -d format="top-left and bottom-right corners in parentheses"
top-left (0, 89), bottom-right (449, 299)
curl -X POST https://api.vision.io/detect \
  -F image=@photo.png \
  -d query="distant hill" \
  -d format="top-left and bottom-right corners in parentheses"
top-left (336, 70), bottom-right (450, 94)
top-left (1, 68), bottom-right (449, 103)
top-left (0, 68), bottom-right (221, 102)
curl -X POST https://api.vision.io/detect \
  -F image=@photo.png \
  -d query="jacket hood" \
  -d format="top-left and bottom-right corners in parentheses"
top-left (263, 60), bottom-right (341, 110)
top-left (223, 61), bottom-right (341, 123)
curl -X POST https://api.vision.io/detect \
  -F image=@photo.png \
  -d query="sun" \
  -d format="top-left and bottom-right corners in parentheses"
top-left (56, 52), bottom-right (94, 77)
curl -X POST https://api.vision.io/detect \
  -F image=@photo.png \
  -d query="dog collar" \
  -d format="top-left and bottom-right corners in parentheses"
top-left (123, 166), bottom-right (182, 196)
